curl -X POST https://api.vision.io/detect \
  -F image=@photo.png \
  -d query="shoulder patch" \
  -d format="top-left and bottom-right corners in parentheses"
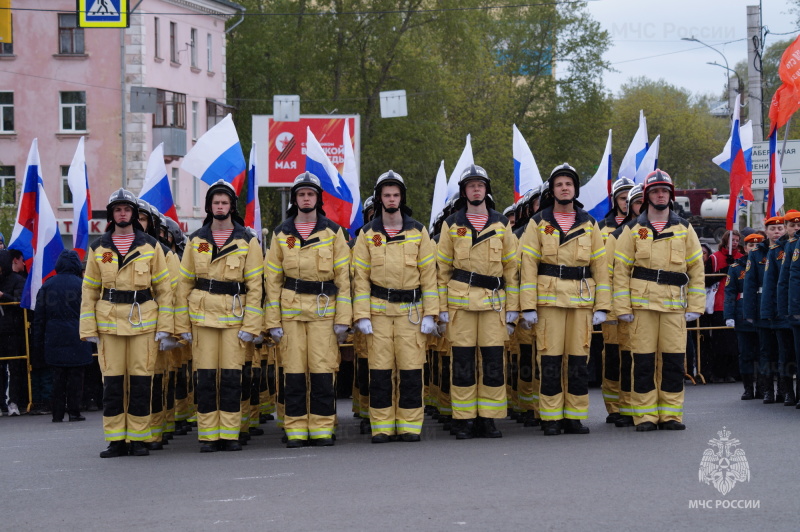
top-left (725, 275), bottom-right (731, 286)
top-left (794, 248), bottom-right (800, 262)
top-left (746, 260), bottom-right (751, 272)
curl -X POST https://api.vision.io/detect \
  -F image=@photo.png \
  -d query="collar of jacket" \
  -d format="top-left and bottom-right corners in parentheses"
top-left (96, 228), bottom-right (154, 255)
top-left (599, 210), bottom-right (621, 230)
top-left (193, 221), bottom-right (248, 248)
top-left (368, 212), bottom-right (422, 238)
top-left (635, 210), bottom-right (683, 233)
top-left (450, 207), bottom-right (506, 233)
top-left (275, 215), bottom-right (340, 245)
top-left (539, 206), bottom-right (592, 231)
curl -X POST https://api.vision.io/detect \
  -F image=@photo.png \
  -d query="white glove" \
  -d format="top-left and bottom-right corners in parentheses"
top-left (794, 315), bottom-right (800, 321)
top-left (420, 315), bottom-right (436, 335)
top-left (334, 324), bottom-right (349, 344)
top-left (85, 336), bottom-right (100, 344)
top-left (431, 324), bottom-right (442, 338)
top-left (521, 310), bottom-right (538, 329)
top-left (506, 324), bottom-right (515, 336)
top-left (746, 318), bottom-right (754, 323)
top-left (592, 311), bottom-right (607, 326)
top-left (439, 311), bottom-right (449, 323)
top-left (505, 311), bottom-right (519, 324)
top-left (238, 330), bottom-right (255, 343)
top-left (159, 337), bottom-right (179, 351)
top-left (618, 314), bottom-right (634, 323)
top-left (725, 319), bottom-right (735, 328)
top-left (180, 332), bottom-right (193, 342)
top-left (253, 333), bottom-right (265, 346)
top-left (355, 318), bottom-right (373, 335)
top-left (270, 327), bottom-right (284, 343)
top-left (154, 331), bottom-right (170, 342)
top-left (685, 312), bottom-right (702, 322)
top-left (437, 321), bottom-right (447, 336)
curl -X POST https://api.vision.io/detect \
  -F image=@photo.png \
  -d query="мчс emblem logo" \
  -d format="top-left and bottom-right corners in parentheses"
top-left (699, 427), bottom-right (750, 496)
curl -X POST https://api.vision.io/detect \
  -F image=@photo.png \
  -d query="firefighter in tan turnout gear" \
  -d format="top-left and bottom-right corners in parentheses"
top-left (518, 164), bottom-right (611, 436)
top-left (352, 171), bottom-right (438, 443)
top-left (612, 170), bottom-right (705, 431)
top-left (175, 180), bottom-right (264, 452)
top-left (265, 172), bottom-right (352, 448)
top-left (80, 189), bottom-right (173, 458)
top-left (436, 165), bottom-right (519, 440)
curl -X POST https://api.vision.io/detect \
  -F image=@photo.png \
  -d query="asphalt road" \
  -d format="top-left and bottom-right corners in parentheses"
top-left (2, 382), bottom-right (798, 532)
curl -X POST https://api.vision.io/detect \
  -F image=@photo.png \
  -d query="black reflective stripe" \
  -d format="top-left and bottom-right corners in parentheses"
top-left (369, 369), bottom-right (393, 409)
top-left (128, 375), bottom-right (152, 417)
top-left (309, 373), bottom-right (336, 416)
top-left (103, 375), bottom-right (125, 418)
top-left (219, 369), bottom-right (242, 413)
top-left (196, 369), bottom-right (218, 414)
top-left (540, 355), bottom-right (563, 397)
top-left (633, 352), bottom-right (656, 394)
top-left (481, 346), bottom-right (505, 388)
top-left (451, 268), bottom-right (505, 290)
top-left (451, 346), bottom-right (476, 387)
top-left (566, 355), bottom-right (589, 396)
top-left (283, 276), bottom-right (339, 296)
top-left (398, 369), bottom-right (423, 410)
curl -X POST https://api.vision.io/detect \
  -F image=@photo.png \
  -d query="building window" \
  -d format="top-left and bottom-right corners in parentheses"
top-left (58, 13), bottom-right (85, 55)
top-left (60, 91), bottom-right (87, 132)
top-left (206, 99), bottom-right (234, 130)
top-left (154, 17), bottom-right (161, 59)
top-left (61, 166), bottom-right (73, 206)
top-left (207, 33), bottom-right (212, 71)
top-left (154, 90), bottom-right (186, 129)
top-left (0, 166), bottom-right (15, 206)
top-left (193, 174), bottom-right (202, 208)
top-left (0, 92), bottom-right (13, 132)
top-left (190, 28), bottom-right (197, 68)
top-left (170, 22), bottom-right (178, 63)
top-left (171, 167), bottom-right (179, 206)
top-left (192, 101), bottom-right (198, 140)
top-left (1, 15), bottom-right (13, 55)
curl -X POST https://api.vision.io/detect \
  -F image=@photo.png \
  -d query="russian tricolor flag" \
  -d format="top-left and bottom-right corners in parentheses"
top-left (340, 119), bottom-right (363, 235)
top-left (619, 110), bottom-right (649, 181)
top-left (512, 124), bottom-right (543, 202)
top-left (244, 142), bottom-right (262, 239)
top-left (305, 127), bottom-right (356, 235)
top-left (445, 135), bottom-right (474, 203)
top-left (633, 135), bottom-right (659, 185)
top-left (581, 129), bottom-right (613, 221)
top-left (713, 94), bottom-right (754, 229)
top-left (66, 137), bottom-right (92, 261)
top-left (141, 143), bottom-right (179, 223)
top-left (8, 139), bottom-right (64, 309)
top-left (766, 126), bottom-right (785, 217)
top-left (181, 114), bottom-right (247, 194)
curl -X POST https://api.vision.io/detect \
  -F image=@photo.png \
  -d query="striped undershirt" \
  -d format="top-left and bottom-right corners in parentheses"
top-left (295, 222), bottom-right (315, 240)
top-left (553, 211), bottom-right (575, 232)
top-left (615, 215), bottom-right (626, 225)
top-left (111, 233), bottom-right (135, 256)
top-left (465, 213), bottom-right (488, 232)
top-left (651, 221), bottom-right (667, 233)
top-left (212, 229), bottom-right (233, 248)
top-left (385, 226), bottom-right (401, 237)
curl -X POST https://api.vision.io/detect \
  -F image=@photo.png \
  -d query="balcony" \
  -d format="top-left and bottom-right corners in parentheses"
top-left (153, 127), bottom-right (187, 158)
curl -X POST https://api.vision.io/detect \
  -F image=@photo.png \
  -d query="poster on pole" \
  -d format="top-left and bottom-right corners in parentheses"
top-left (252, 115), bottom-right (360, 188)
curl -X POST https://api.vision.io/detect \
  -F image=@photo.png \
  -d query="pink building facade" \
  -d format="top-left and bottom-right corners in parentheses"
top-left (0, 0), bottom-right (243, 245)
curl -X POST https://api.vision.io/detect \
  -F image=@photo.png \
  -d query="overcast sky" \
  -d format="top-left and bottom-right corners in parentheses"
top-left (586, 0), bottom-right (798, 98)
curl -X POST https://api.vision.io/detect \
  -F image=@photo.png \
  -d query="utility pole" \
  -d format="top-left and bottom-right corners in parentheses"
top-left (747, 4), bottom-right (764, 227)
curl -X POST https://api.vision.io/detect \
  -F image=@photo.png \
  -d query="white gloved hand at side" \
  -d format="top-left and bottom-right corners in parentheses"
top-left (154, 331), bottom-right (170, 342)
top-left (85, 336), bottom-right (100, 344)
top-left (521, 310), bottom-right (538, 329)
top-left (438, 311), bottom-right (449, 323)
top-left (420, 315), bottom-right (436, 335)
top-left (618, 314), bottom-right (634, 323)
top-left (355, 318), bottom-right (373, 335)
top-left (160, 337), bottom-right (179, 351)
top-left (334, 324), bottom-right (349, 344)
top-left (505, 311), bottom-right (519, 324)
top-left (238, 330), bottom-right (255, 343)
top-left (269, 327), bottom-right (284, 343)
top-left (592, 311), bottom-right (607, 326)
top-left (506, 324), bottom-right (515, 336)
top-left (180, 332), bottom-right (193, 342)
top-left (685, 312), bottom-right (702, 322)
top-left (725, 319), bottom-right (735, 328)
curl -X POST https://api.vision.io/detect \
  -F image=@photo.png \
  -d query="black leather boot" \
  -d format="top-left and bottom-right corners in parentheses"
top-left (614, 415), bottom-right (634, 427)
top-left (200, 440), bottom-right (220, 453)
top-left (476, 417), bottom-right (502, 438)
top-left (740, 374), bottom-right (754, 400)
top-left (762, 375), bottom-right (775, 404)
top-left (359, 418), bottom-right (371, 435)
top-left (542, 420), bottom-right (561, 436)
top-left (783, 377), bottom-right (796, 406)
top-left (144, 441), bottom-right (163, 451)
top-left (635, 421), bottom-right (657, 432)
top-left (774, 374), bottom-right (785, 403)
top-left (455, 419), bottom-right (475, 440)
top-left (99, 441), bottom-right (128, 458)
top-left (605, 413), bottom-right (622, 424)
top-left (222, 439), bottom-right (243, 451)
top-left (562, 419), bottom-right (590, 434)
top-left (128, 441), bottom-right (150, 456)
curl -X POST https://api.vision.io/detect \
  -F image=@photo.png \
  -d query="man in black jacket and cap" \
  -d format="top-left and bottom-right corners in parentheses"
top-left (0, 249), bottom-right (26, 416)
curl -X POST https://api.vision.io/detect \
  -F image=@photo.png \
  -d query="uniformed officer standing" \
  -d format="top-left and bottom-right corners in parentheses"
top-left (80, 189), bottom-right (173, 458)
top-left (353, 171), bottom-right (438, 443)
top-left (265, 172), bottom-right (351, 448)
top-left (175, 180), bottom-right (264, 452)
top-left (519, 164), bottom-right (610, 435)
top-left (437, 165), bottom-right (519, 439)
top-left (613, 170), bottom-right (704, 431)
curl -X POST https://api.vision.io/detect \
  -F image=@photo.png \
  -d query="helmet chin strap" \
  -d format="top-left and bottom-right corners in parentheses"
top-left (298, 206), bottom-right (316, 214)
top-left (213, 212), bottom-right (231, 220)
top-left (116, 220), bottom-right (132, 228)
top-left (383, 206), bottom-right (399, 214)
top-left (652, 202), bottom-right (670, 211)
top-left (468, 198), bottom-right (485, 207)
top-left (555, 197), bottom-right (573, 206)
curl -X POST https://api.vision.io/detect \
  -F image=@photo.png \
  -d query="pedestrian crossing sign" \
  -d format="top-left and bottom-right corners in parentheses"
top-left (78, 0), bottom-right (129, 28)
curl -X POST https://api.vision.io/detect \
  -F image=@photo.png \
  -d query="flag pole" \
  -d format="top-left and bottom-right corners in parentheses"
top-left (778, 118), bottom-right (792, 217)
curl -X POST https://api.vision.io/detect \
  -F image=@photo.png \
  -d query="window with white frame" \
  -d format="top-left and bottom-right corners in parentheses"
top-left (190, 28), bottom-right (197, 68)
top-left (154, 17), bottom-right (161, 59)
top-left (0, 92), bottom-right (13, 132)
top-left (0, 166), bottom-right (16, 206)
top-left (171, 167), bottom-right (179, 207)
top-left (60, 91), bottom-right (86, 132)
top-left (170, 22), bottom-right (178, 63)
top-left (61, 165), bottom-right (73, 205)
top-left (58, 13), bottom-right (85, 54)
top-left (192, 101), bottom-right (198, 140)
top-left (207, 33), bottom-right (212, 71)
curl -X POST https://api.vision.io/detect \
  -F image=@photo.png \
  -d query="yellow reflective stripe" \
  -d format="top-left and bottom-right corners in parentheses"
top-left (614, 251), bottom-right (633, 265)
top-left (354, 257), bottom-right (371, 270)
top-left (245, 306), bottom-right (264, 315)
top-left (591, 248), bottom-right (605, 259)
top-left (522, 245), bottom-right (541, 258)
top-left (686, 250), bottom-right (702, 264)
top-left (266, 261), bottom-right (282, 273)
top-left (83, 275), bottom-right (101, 287)
top-left (180, 266), bottom-right (196, 279)
top-left (333, 256), bottom-right (350, 269)
top-left (244, 266), bottom-right (264, 279)
top-left (502, 250), bottom-right (517, 263)
top-left (151, 269), bottom-right (169, 284)
top-left (417, 253), bottom-right (434, 267)
top-left (437, 250), bottom-right (453, 264)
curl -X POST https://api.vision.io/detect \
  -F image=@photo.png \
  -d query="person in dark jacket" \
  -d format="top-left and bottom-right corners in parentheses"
top-left (0, 249), bottom-right (26, 416)
top-left (33, 250), bottom-right (93, 422)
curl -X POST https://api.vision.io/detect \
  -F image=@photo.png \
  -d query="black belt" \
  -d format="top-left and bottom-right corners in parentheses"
top-left (538, 263), bottom-right (591, 280)
top-left (195, 277), bottom-right (247, 295)
top-left (101, 288), bottom-right (153, 304)
top-left (452, 268), bottom-right (505, 290)
top-left (370, 283), bottom-right (421, 304)
top-left (284, 276), bottom-right (338, 296)
top-left (632, 267), bottom-right (689, 287)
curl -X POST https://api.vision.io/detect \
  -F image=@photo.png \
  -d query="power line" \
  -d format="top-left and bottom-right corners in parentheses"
top-left (610, 38), bottom-right (747, 66)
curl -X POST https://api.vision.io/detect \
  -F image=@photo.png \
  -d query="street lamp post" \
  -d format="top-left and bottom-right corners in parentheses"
top-left (682, 36), bottom-right (734, 119)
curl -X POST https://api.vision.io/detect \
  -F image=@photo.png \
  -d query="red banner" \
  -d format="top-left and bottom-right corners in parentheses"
top-left (261, 116), bottom-right (357, 186)
top-left (779, 35), bottom-right (800, 92)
